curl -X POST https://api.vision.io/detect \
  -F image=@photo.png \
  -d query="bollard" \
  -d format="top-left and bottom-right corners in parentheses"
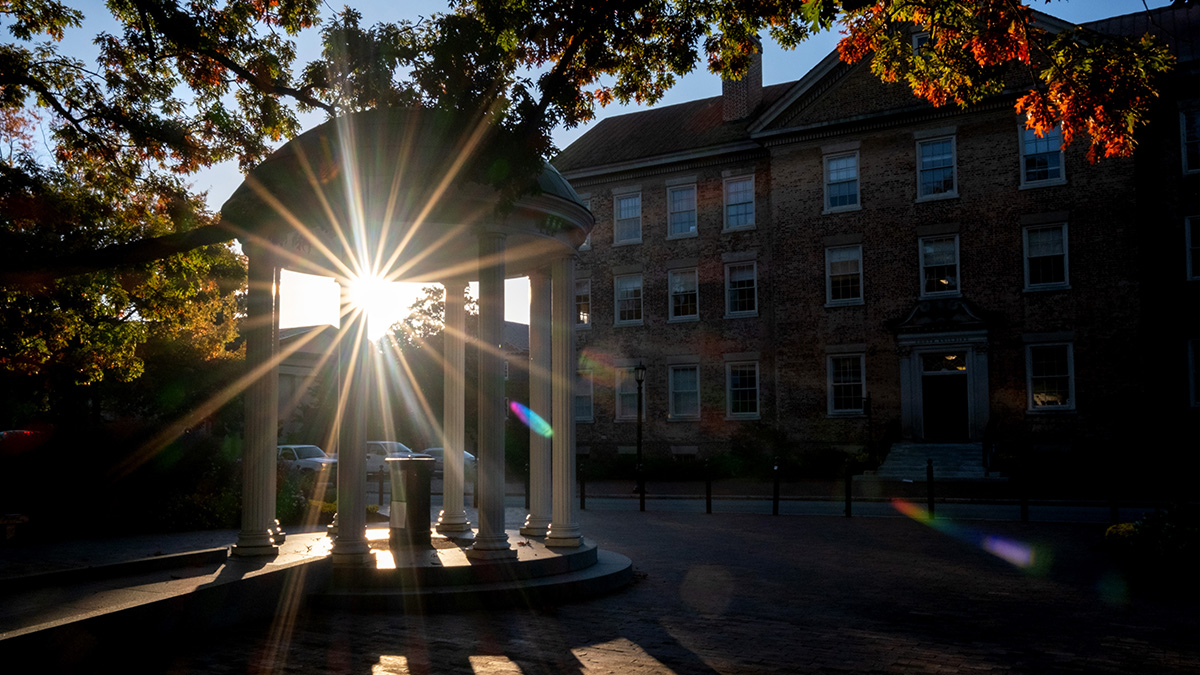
top-left (524, 461), bottom-right (530, 511)
top-left (377, 471), bottom-right (386, 507)
top-left (844, 465), bottom-right (853, 518)
top-left (772, 461), bottom-right (781, 516)
top-left (926, 458), bottom-right (935, 517)
top-left (705, 462), bottom-right (713, 515)
top-left (579, 469), bottom-right (586, 511)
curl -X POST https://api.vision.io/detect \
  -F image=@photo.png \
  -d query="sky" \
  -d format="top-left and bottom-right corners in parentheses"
top-left (55, 1), bottom-right (1178, 335)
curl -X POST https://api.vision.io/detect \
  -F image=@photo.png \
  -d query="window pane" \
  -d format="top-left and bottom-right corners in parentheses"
top-left (728, 363), bottom-right (758, 415)
top-left (616, 275), bottom-right (642, 323)
top-left (615, 194), bottom-right (641, 242)
top-left (1023, 126), bottom-right (1063, 183)
top-left (725, 178), bottom-right (754, 228)
top-left (921, 236), bottom-right (959, 294)
top-left (575, 371), bottom-right (592, 420)
top-left (1030, 345), bottom-right (1072, 408)
top-left (826, 155), bottom-right (859, 208)
top-left (671, 366), bottom-right (699, 418)
top-left (668, 186), bottom-right (697, 236)
top-left (1185, 111), bottom-right (1200, 171)
top-left (919, 139), bottom-right (955, 196)
top-left (669, 269), bottom-right (698, 319)
top-left (727, 263), bottom-right (756, 313)
top-left (1027, 225), bottom-right (1066, 286)
top-left (831, 356), bottom-right (864, 412)
top-left (575, 279), bottom-right (591, 326)
top-left (828, 246), bottom-right (862, 302)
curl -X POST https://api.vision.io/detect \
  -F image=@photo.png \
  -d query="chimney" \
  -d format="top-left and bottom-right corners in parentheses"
top-left (722, 50), bottom-right (763, 122)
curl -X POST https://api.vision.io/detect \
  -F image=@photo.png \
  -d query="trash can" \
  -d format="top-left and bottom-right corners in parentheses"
top-left (386, 456), bottom-right (434, 548)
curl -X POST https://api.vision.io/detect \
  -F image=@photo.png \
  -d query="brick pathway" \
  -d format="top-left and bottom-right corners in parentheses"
top-left (151, 510), bottom-right (1198, 674)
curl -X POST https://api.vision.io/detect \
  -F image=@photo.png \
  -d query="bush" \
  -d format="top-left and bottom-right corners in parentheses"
top-left (1105, 504), bottom-right (1200, 595)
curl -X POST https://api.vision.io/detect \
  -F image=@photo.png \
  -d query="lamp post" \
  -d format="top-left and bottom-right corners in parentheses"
top-left (634, 362), bottom-right (646, 512)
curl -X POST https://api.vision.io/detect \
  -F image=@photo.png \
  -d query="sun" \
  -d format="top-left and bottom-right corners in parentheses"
top-left (348, 274), bottom-right (411, 340)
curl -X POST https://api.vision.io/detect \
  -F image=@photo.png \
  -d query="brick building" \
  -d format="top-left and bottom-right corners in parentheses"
top-left (553, 6), bottom-right (1199, 476)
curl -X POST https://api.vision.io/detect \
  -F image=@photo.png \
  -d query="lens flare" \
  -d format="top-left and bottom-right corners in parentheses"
top-left (509, 401), bottom-right (553, 438)
top-left (891, 499), bottom-right (1037, 569)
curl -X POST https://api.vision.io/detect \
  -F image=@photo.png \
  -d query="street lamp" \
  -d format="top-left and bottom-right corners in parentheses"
top-left (634, 361), bottom-right (646, 512)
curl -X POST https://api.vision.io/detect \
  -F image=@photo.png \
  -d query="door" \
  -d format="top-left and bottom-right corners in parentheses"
top-left (921, 352), bottom-right (970, 441)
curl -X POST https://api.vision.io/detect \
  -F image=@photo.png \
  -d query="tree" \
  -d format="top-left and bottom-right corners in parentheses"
top-left (0, 1), bottom-right (1184, 419)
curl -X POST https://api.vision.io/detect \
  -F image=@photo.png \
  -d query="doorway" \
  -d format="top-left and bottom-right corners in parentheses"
top-left (920, 352), bottom-right (969, 441)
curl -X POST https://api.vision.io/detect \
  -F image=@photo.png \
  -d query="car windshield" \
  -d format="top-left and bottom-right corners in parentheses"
top-left (294, 446), bottom-right (326, 459)
top-left (377, 441), bottom-right (413, 454)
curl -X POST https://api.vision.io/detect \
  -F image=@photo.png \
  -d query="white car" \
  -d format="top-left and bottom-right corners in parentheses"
top-left (421, 447), bottom-right (477, 480)
top-left (365, 441), bottom-right (430, 474)
top-left (277, 444), bottom-right (337, 479)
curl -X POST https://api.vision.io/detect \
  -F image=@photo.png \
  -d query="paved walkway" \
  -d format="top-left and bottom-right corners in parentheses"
top-left (1, 508), bottom-right (1183, 673)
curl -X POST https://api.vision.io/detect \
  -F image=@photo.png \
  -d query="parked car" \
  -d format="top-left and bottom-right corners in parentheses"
top-left (277, 444), bottom-right (337, 482)
top-left (365, 441), bottom-right (429, 474)
top-left (421, 447), bottom-right (477, 481)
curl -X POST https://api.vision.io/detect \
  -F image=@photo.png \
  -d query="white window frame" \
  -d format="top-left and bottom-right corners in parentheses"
top-left (613, 273), bottom-right (643, 326)
top-left (668, 268), bottom-right (699, 322)
top-left (668, 365), bottom-right (701, 420)
top-left (616, 367), bottom-right (646, 421)
top-left (575, 370), bottom-right (594, 422)
top-left (916, 136), bottom-right (958, 201)
top-left (1019, 124), bottom-right (1066, 188)
top-left (1026, 343), bottom-right (1075, 411)
top-left (827, 354), bottom-right (866, 415)
top-left (824, 151), bottom-right (861, 213)
top-left (667, 184), bottom-right (698, 239)
top-left (723, 176), bottom-right (755, 231)
top-left (1187, 216), bottom-right (1199, 281)
top-left (825, 245), bottom-right (864, 306)
top-left (1183, 109), bottom-right (1200, 174)
top-left (1023, 223), bottom-right (1070, 291)
top-left (575, 279), bottom-right (592, 329)
top-left (613, 192), bottom-right (642, 245)
top-left (725, 361), bottom-right (760, 419)
top-left (724, 261), bottom-right (758, 317)
top-left (912, 31), bottom-right (933, 55)
top-left (919, 235), bottom-right (960, 298)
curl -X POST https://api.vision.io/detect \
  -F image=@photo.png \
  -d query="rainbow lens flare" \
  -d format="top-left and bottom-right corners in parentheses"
top-left (509, 401), bottom-right (553, 438)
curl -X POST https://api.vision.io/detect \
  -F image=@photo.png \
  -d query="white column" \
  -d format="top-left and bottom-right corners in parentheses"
top-left (546, 255), bottom-right (582, 548)
top-left (521, 268), bottom-right (553, 536)
top-left (234, 246), bottom-right (280, 556)
top-left (332, 286), bottom-right (372, 566)
top-left (467, 230), bottom-right (516, 559)
top-left (437, 279), bottom-right (470, 534)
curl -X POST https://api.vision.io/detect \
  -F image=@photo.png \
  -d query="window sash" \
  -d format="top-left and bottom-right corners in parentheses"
top-left (1022, 127), bottom-right (1063, 183)
top-left (669, 365), bottom-right (700, 419)
top-left (575, 370), bottom-right (593, 421)
top-left (725, 177), bottom-right (754, 229)
top-left (669, 269), bottom-right (699, 320)
top-left (1025, 224), bottom-right (1067, 288)
top-left (826, 245), bottom-right (862, 303)
top-left (614, 193), bottom-right (641, 243)
top-left (1028, 344), bottom-right (1073, 409)
top-left (614, 274), bottom-right (642, 324)
top-left (920, 236), bottom-right (959, 295)
top-left (727, 362), bottom-right (759, 416)
top-left (918, 138), bottom-right (955, 197)
top-left (829, 355), bottom-right (865, 413)
top-left (575, 279), bottom-right (591, 327)
top-left (668, 186), bottom-right (697, 236)
top-left (726, 262), bottom-right (757, 314)
top-left (825, 154), bottom-right (859, 209)
top-left (616, 367), bottom-right (644, 419)
top-left (1185, 111), bottom-right (1200, 173)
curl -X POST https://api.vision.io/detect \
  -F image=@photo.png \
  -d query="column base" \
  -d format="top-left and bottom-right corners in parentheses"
top-left (465, 545), bottom-right (518, 561)
top-left (519, 517), bottom-right (551, 537)
top-left (436, 510), bottom-right (471, 533)
top-left (332, 539), bottom-right (374, 567)
top-left (232, 529), bottom-right (278, 557)
top-left (544, 535), bottom-right (582, 548)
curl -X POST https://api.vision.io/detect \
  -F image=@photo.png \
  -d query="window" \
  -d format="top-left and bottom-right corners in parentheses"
top-left (1027, 344), bottom-right (1074, 410)
top-left (917, 137), bottom-right (956, 199)
top-left (1184, 110), bottom-right (1200, 173)
top-left (824, 153), bottom-right (860, 211)
top-left (616, 367), bottom-right (645, 420)
top-left (668, 185), bottom-right (697, 237)
top-left (668, 268), bottom-right (699, 321)
top-left (1188, 216), bottom-right (1199, 281)
top-left (724, 176), bottom-right (755, 230)
top-left (826, 245), bottom-right (863, 305)
top-left (669, 365), bottom-right (700, 419)
top-left (726, 361), bottom-right (759, 418)
top-left (828, 354), bottom-right (865, 414)
top-left (725, 262), bottom-right (758, 316)
top-left (575, 370), bottom-right (593, 421)
top-left (580, 199), bottom-right (593, 250)
top-left (913, 31), bottom-right (933, 55)
top-left (1024, 224), bottom-right (1068, 289)
top-left (1021, 126), bottom-right (1065, 186)
top-left (575, 279), bottom-right (591, 328)
top-left (614, 193), bottom-right (641, 244)
top-left (920, 235), bottom-right (959, 297)
top-left (614, 274), bottom-right (643, 325)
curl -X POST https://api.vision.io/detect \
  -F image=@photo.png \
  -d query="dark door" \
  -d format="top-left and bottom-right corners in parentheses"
top-left (922, 373), bottom-right (969, 441)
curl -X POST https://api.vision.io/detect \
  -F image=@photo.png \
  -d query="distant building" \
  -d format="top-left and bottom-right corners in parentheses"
top-left (553, 6), bottom-right (1199, 474)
